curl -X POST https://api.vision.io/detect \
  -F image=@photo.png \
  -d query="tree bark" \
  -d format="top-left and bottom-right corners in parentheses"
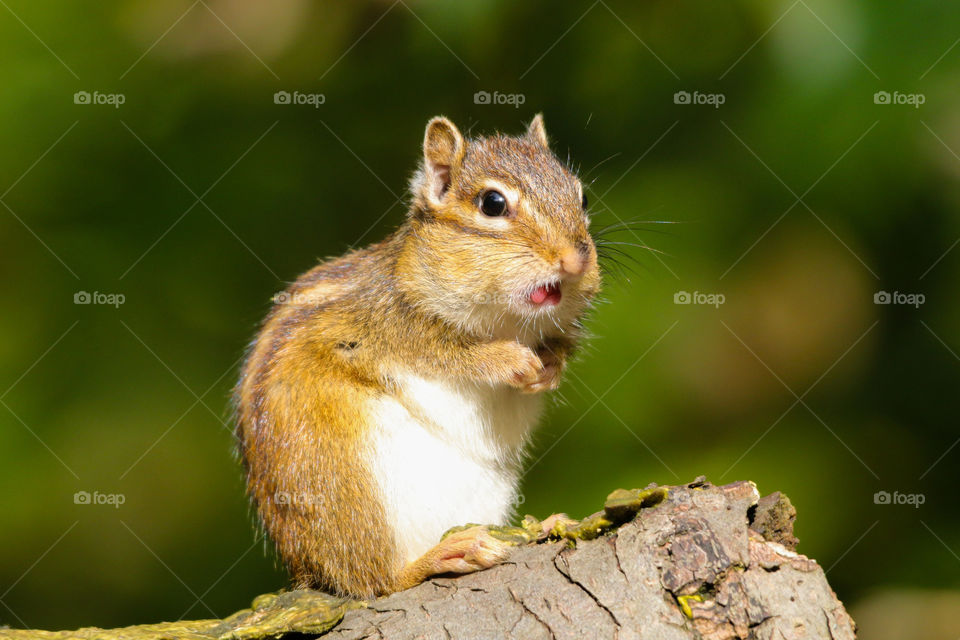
top-left (0, 479), bottom-right (856, 640)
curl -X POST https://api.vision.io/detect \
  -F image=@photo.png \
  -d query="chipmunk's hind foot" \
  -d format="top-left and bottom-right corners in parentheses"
top-left (396, 525), bottom-right (516, 591)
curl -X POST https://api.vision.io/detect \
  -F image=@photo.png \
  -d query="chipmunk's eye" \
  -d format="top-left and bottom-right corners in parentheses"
top-left (581, 193), bottom-right (588, 210)
top-left (480, 190), bottom-right (508, 217)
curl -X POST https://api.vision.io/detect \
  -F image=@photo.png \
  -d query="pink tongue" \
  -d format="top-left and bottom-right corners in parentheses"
top-left (531, 285), bottom-right (549, 304)
top-left (530, 283), bottom-right (562, 306)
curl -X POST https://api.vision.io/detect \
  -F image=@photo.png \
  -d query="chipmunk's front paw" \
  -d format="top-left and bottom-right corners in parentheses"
top-left (518, 346), bottom-right (563, 394)
top-left (503, 343), bottom-right (545, 390)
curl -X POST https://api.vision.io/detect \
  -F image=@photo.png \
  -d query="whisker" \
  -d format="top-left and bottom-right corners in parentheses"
top-left (583, 152), bottom-right (622, 178)
top-left (596, 253), bottom-right (639, 281)
top-left (594, 226), bottom-right (674, 239)
top-left (593, 220), bottom-right (679, 235)
top-left (595, 240), bottom-right (671, 257)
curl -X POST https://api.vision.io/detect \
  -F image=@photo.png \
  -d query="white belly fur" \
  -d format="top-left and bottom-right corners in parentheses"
top-left (369, 374), bottom-right (543, 564)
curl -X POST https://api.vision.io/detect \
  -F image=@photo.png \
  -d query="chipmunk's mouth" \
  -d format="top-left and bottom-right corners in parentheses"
top-left (528, 282), bottom-right (562, 307)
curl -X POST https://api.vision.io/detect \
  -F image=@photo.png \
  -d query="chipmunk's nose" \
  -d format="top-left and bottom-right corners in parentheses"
top-left (558, 245), bottom-right (587, 278)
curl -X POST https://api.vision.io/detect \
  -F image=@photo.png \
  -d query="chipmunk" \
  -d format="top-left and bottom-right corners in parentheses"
top-left (234, 114), bottom-right (600, 598)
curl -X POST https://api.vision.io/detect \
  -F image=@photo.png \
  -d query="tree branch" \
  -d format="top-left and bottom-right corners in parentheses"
top-left (0, 479), bottom-right (856, 639)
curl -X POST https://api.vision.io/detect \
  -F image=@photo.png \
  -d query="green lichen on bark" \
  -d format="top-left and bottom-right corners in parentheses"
top-left (0, 589), bottom-right (357, 640)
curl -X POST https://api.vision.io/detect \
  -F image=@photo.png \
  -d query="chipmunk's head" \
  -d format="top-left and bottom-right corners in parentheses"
top-left (404, 114), bottom-right (599, 341)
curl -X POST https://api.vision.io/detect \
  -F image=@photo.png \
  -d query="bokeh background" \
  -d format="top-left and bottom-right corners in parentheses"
top-left (1, 1), bottom-right (958, 637)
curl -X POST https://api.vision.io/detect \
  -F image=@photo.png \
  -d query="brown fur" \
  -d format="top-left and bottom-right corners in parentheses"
top-left (235, 115), bottom-right (600, 598)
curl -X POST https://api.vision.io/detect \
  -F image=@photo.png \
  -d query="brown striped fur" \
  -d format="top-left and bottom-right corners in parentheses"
top-left (234, 115), bottom-right (600, 597)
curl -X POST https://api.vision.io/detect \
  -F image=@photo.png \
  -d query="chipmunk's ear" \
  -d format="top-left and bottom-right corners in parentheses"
top-left (526, 113), bottom-right (549, 148)
top-left (421, 116), bottom-right (465, 203)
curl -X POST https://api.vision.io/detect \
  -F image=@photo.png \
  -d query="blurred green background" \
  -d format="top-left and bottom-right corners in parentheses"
top-left (1, 1), bottom-right (958, 636)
